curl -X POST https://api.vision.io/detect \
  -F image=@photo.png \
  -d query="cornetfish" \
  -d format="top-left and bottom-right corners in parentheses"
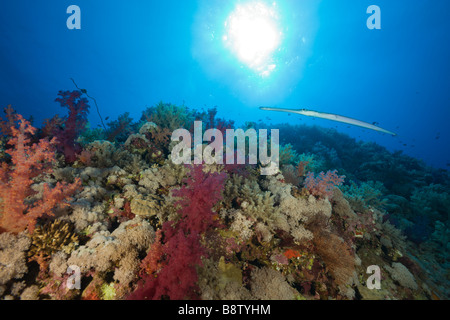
top-left (259, 106), bottom-right (396, 136)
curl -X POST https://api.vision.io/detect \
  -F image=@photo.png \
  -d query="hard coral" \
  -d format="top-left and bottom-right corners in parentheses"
top-left (67, 216), bottom-right (155, 294)
top-left (142, 102), bottom-right (193, 131)
top-left (194, 107), bottom-right (235, 135)
top-left (125, 123), bottom-right (171, 165)
top-left (0, 232), bottom-right (31, 290)
top-left (384, 262), bottom-right (418, 291)
top-left (0, 115), bottom-right (81, 234)
top-left (29, 220), bottom-right (79, 264)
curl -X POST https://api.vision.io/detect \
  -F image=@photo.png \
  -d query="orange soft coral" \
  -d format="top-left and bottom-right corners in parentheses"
top-left (0, 114), bottom-right (81, 234)
top-left (0, 105), bottom-right (17, 136)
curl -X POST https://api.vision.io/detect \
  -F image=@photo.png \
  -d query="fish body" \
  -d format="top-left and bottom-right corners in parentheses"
top-left (259, 106), bottom-right (397, 136)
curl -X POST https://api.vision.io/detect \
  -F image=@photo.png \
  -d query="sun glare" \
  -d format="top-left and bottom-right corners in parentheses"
top-left (223, 1), bottom-right (282, 76)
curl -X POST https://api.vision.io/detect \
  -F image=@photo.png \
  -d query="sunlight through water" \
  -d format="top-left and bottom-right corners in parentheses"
top-left (223, 1), bottom-right (282, 77)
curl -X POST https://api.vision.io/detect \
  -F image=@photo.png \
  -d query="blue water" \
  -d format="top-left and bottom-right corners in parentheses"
top-left (0, 0), bottom-right (449, 168)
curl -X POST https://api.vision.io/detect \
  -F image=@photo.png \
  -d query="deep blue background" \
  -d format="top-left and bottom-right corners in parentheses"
top-left (1, 0), bottom-right (449, 168)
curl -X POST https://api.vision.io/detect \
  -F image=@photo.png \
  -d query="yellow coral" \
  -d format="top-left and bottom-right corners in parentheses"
top-left (130, 197), bottom-right (160, 217)
top-left (217, 256), bottom-right (243, 290)
top-left (29, 220), bottom-right (79, 259)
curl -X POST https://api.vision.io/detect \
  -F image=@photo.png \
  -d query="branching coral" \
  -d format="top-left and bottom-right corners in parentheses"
top-left (0, 105), bottom-right (18, 137)
top-left (28, 220), bottom-right (79, 266)
top-left (281, 164), bottom-right (302, 187)
top-left (222, 174), bottom-right (280, 227)
top-left (128, 165), bottom-right (227, 300)
top-left (342, 180), bottom-right (387, 211)
top-left (139, 229), bottom-right (164, 277)
top-left (304, 170), bottom-right (345, 200)
top-left (297, 153), bottom-right (326, 173)
top-left (0, 97), bottom-right (446, 300)
top-left (281, 155), bottom-right (321, 187)
top-left (80, 140), bottom-right (130, 168)
top-left (136, 161), bottom-right (188, 198)
top-left (105, 112), bottom-right (135, 143)
top-left (264, 175), bottom-right (332, 242)
top-left (54, 90), bottom-right (90, 163)
top-left (279, 144), bottom-right (300, 166)
top-left (193, 107), bottom-right (235, 135)
top-left (239, 182), bottom-right (280, 225)
top-left (410, 184), bottom-right (450, 222)
top-left (0, 115), bottom-right (81, 234)
top-left (142, 102), bottom-right (193, 131)
top-left (125, 122), bottom-right (171, 165)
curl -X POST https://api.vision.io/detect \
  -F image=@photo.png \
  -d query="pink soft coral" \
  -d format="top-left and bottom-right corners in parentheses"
top-left (128, 165), bottom-right (227, 300)
top-left (304, 170), bottom-right (345, 199)
top-left (0, 115), bottom-right (81, 234)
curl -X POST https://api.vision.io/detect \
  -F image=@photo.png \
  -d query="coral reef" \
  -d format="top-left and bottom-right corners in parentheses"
top-left (304, 170), bottom-right (345, 200)
top-left (0, 232), bottom-right (30, 297)
top-left (0, 115), bottom-right (81, 234)
top-left (0, 97), bottom-right (448, 300)
top-left (342, 180), bottom-right (387, 212)
top-left (142, 102), bottom-right (193, 131)
top-left (128, 165), bottom-right (227, 300)
top-left (384, 262), bottom-right (418, 291)
top-left (28, 220), bottom-right (79, 267)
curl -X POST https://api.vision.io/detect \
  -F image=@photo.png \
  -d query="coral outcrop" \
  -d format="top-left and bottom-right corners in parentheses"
top-left (0, 98), bottom-right (447, 300)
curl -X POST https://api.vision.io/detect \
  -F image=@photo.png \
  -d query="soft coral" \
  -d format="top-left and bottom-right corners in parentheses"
top-left (304, 170), bottom-right (345, 200)
top-left (128, 165), bottom-right (227, 300)
top-left (0, 114), bottom-right (81, 234)
top-left (54, 90), bottom-right (90, 163)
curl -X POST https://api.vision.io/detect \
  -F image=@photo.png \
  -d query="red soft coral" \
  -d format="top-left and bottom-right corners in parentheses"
top-left (128, 165), bottom-right (227, 300)
top-left (0, 115), bottom-right (81, 234)
top-left (304, 170), bottom-right (345, 200)
top-left (54, 90), bottom-right (90, 163)
top-left (169, 164), bottom-right (227, 236)
top-left (139, 229), bottom-right (164, 277)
